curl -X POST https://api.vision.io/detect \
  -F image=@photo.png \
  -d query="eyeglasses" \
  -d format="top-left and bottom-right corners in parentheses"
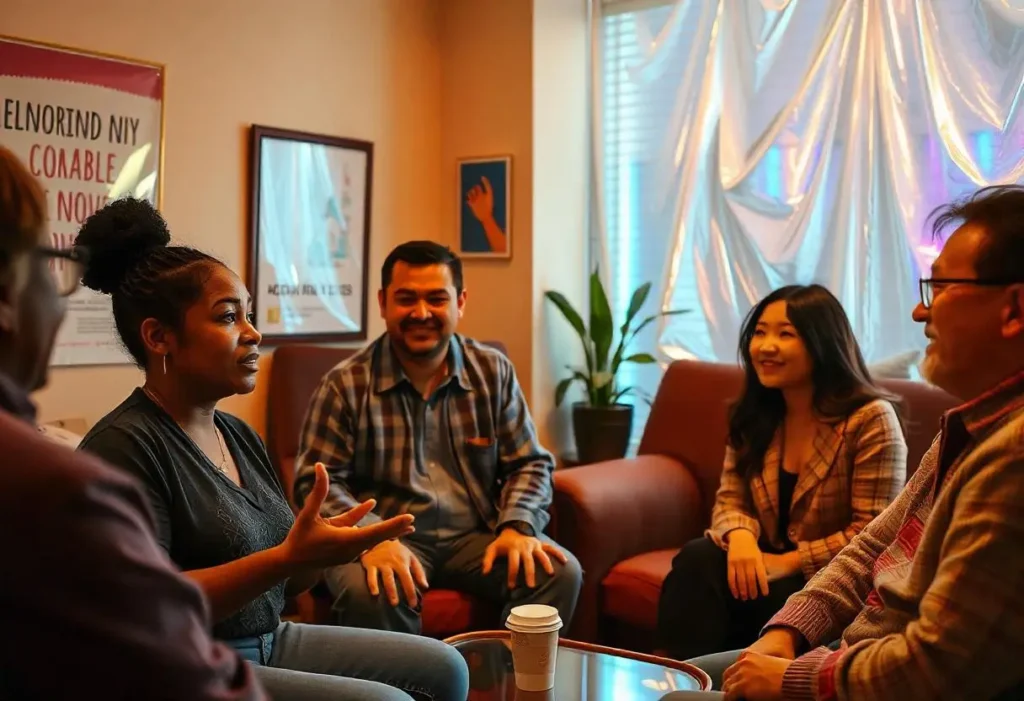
top-left (35, 245), bottom-right (89, 297)
top-left (919, 277), bottom-right (1023, 310)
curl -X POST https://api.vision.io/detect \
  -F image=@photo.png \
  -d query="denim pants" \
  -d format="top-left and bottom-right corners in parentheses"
top-left (230, 621), bottom-right (469, 701)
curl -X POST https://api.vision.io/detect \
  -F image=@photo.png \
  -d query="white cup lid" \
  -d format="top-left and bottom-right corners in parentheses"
top-left (506, 604), bottom-right (563, 631)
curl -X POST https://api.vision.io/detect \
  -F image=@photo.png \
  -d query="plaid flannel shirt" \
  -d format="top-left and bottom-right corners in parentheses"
top-left (767, 369), bottom-right (1024, 701)
top-left (707, 399), bottom-right (906, 579)
top-left (293, 333), bottom-right (555, 537)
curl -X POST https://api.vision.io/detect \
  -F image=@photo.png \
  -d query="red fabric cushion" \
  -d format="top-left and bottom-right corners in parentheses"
top-left (601, 549), bottom-right (678, 632)
top-left (421, 588), bottom-right (499, 637)
top-left (296, 586), bottom-right (497, 638)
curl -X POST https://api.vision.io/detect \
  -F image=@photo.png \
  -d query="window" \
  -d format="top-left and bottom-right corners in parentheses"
top-left (597, 0), bottom-right (1024, 437)
top-left (599, 1), bottom-right (706, 444)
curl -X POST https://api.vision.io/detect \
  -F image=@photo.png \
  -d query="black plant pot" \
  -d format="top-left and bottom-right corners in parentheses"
top-left (571, 402), bottom-right (634, 464)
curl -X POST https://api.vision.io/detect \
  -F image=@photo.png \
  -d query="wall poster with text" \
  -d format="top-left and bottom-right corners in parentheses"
top-left (248, 125), bottom-right (373, 344)
top-left (0, 35), bottom-right (165, 366)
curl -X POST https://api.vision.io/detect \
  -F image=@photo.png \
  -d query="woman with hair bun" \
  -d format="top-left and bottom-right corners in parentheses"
top-left (76, 197), bottom-right (469, 701)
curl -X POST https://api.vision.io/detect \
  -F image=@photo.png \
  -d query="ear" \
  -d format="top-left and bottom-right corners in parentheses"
top-left (139, 317), bottom-right (175, 360)
top-left (456, 288), bottom-right (468, 319)
top-left (1000, 284), bottom-right (1024, 340)
top-left (0, 277), bottom-right (17, 335)
top-left (0, 256), bottom-right (28, 335)
top-left (377, 288), bottom-right (386, 317)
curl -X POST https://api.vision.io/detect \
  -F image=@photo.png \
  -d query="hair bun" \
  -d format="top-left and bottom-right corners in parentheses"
top-left (76, 197), bottom-right (171, 295)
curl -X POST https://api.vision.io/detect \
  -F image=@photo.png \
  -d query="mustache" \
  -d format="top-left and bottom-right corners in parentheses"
top-left (401, 318), bottom-right (440, 330)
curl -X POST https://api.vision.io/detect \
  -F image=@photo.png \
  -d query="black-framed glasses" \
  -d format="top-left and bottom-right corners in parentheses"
top-left (919, 277), bottom-right (1023, 309)
top-left (35, 245), bottom-right (89, 297)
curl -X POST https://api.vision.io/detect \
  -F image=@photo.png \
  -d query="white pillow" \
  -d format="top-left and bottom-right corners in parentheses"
top-left (868, 350), bottom-right (921, 380)
top-left (38, 423), bottom-right (83, 449)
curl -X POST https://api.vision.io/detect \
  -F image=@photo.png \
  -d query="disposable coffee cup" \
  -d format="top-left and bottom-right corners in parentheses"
top-left (505, 604), bottom-right (563, 691)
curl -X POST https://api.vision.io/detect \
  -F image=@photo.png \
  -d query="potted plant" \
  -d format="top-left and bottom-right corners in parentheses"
top-left (545, 269), bottom-right (688, 464)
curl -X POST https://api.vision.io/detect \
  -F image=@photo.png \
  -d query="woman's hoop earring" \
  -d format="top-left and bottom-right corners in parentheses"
top-left (163, 354), bottom-right (168, 375)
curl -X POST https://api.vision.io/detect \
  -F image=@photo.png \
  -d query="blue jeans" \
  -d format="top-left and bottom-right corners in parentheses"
top-left (230, 621), bottom-right (469, 701)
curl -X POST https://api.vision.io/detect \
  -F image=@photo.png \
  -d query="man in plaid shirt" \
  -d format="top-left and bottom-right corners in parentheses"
top-left (665, 186), bottom-right (1024, 701)
top-left (294, 241), bottom-right (582, 634)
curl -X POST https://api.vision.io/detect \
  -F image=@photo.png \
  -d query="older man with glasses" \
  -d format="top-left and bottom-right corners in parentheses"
top-left (662, 186), bottom-right (1024, 701)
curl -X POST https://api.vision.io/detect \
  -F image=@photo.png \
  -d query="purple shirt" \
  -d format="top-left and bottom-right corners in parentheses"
top-left (0, 374), bottom-right (267, 700)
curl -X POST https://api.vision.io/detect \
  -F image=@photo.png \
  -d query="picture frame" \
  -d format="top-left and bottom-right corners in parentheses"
top-left (457, 155), bottom-right (512, 259)
top-left (248, 125), bottom-right (373, 344)
top-left (0, 34), bottom-right (165, 367)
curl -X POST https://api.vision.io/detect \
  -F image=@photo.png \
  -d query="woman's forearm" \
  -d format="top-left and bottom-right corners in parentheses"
top-left (184, 545), bottom-right (296, 623)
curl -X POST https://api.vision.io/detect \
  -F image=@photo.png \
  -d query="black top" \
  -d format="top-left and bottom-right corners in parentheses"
top-left (78, 388), bottom-right (295, 641)
top-left (776, 469), bottom-right (798, 549)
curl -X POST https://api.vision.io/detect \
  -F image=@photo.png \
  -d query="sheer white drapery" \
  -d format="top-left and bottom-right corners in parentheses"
top-left (593, 0), bottom-right (1024, 436)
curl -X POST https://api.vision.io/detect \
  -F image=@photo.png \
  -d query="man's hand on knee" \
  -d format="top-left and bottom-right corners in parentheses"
top-left (360, 540), bottom-right (429, 607)
top-left (482, 529), bottom-right (568, 589)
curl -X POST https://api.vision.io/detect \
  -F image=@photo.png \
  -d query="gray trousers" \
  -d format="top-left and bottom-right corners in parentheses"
top-left (324, 531), bottom-right (583, 634)
top-left (660, 650), bottom-right (740, 699)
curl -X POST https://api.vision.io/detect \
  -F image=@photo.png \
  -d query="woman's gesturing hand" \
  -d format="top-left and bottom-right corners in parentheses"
top-left (282, 463), bottom-right (415, 568)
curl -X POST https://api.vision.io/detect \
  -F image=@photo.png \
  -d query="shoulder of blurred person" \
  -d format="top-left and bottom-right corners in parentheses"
top-left (0, 401), bottom-right (266, 700)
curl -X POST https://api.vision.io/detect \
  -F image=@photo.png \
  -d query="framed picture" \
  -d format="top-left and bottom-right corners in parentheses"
top-left (248, 125), bottom-right (373, 344)
top-left (457, 155), bottom-right (511, 259)
top-left (0, 34), bottom-right (165, 367)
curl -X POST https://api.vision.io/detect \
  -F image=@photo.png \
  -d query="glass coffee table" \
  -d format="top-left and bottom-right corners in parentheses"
top-left (445, 631), bottom-right (710, 700)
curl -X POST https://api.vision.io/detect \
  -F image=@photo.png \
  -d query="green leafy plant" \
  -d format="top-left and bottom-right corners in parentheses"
top-left (545, 269), bottom-right (688, 408)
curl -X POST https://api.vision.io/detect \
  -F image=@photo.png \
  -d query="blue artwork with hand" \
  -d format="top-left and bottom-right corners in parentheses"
top-left (460, 160), bottom-right (508, 254)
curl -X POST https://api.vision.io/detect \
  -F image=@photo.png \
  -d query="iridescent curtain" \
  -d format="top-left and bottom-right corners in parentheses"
top-left (592, 0), bottom-right (1024, 396)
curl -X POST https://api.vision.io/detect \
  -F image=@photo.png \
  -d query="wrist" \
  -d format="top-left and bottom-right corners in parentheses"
top-left (726, 528), bottom-right (757, 545)
top-left (784, 550), bottom-right (802, 572)
top-left (764, 627), bottom-right (802, 658)
top-left (499, 520), bottom-right (535, 537)
top-left (266, 543), bottom-right (304, 576)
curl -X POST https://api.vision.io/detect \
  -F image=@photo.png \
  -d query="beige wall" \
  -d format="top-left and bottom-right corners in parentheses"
top-left (3, 0), bottom-right (445, 436)
top-left (439, 0), bottom-right (534, 401)
top-left (4, 0), bottom-right (586, 452)
top-left (532, 0), bottom-right (589, 455)
top-left (439, 0), bottom-right (589, 456)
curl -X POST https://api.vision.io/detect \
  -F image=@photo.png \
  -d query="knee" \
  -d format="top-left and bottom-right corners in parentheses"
top-left (418, 639), bottom-right (470, 701)
top-left (326, 564), bottom-right (373, 605)
top-left (548, 549), bottom-right (583, 595)
top-left (325, 564), bottom-right (393, 618)
top-left (672, 536), bottom-right (724, 574)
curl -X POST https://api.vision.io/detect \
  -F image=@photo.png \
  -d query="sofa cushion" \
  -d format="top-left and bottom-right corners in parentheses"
top-left (868, 350), bottom-right (920, 379)
top-left (421, 588), bottom-right (500, 637)
top-left (601, 548), bottom-right (679, 632)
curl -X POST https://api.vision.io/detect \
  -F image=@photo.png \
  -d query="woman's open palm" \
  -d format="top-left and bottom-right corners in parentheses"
top-left (283, 463), bottom-right (415, 568)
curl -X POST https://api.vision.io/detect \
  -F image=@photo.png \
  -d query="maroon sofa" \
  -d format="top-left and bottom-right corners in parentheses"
top-left (551, 359), bottom-right (958, 649)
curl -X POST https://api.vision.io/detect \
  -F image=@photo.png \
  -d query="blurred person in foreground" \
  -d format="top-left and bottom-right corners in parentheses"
top-left (0, 147), bottom-right (266, 699)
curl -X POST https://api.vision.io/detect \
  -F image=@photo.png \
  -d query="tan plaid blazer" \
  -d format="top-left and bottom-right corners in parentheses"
top-left (706, 399), bottom-right (907, 579)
